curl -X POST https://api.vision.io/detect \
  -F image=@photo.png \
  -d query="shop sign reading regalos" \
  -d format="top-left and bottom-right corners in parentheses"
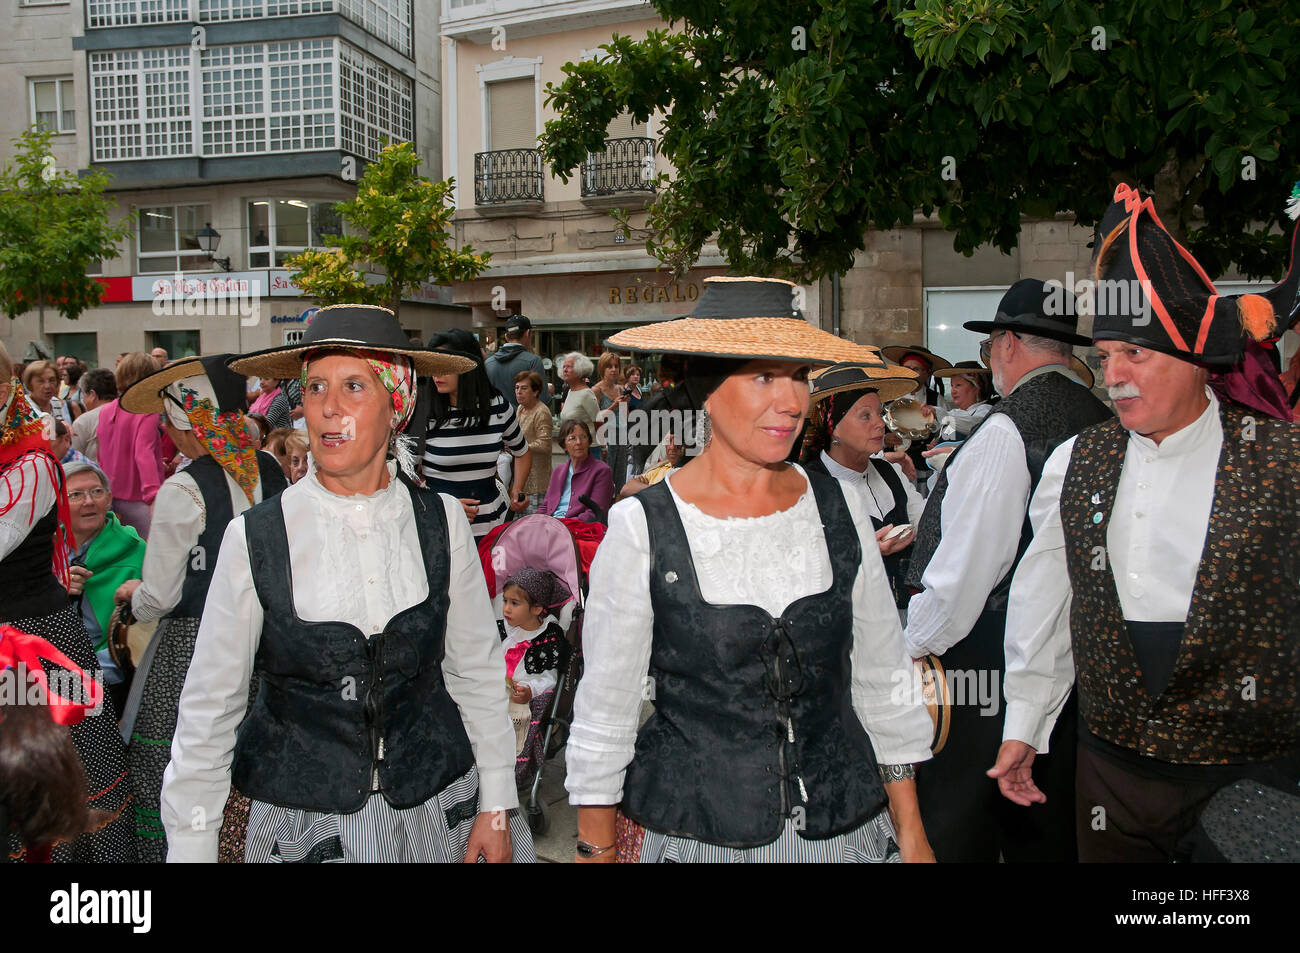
top-left (608, 281), bottom-right (699, 305)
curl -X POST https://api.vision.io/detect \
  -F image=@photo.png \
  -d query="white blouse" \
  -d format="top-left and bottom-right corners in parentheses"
top-left (565, 464), bottom-right (933, 806)
top-left (819, 451), bottom-right (926, 526)
top-left (160, 460), bottom-right (517, 862)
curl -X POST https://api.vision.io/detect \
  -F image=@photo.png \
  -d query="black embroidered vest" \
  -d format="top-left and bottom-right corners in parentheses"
top-left (172, 453), bottom-right (287, 618)
top-left (231, 472), bottom-right (475, 813)
top-left (621, 472), bottom-right (888, 848)
top-left (0, 451), bottom-right (67, 620)
top-left (804, 453), bottom-right (911, 607)
top-left (906, 370), bottom-right (1112, 610)
top-left (1061, 400), bottom-right (1300, 764)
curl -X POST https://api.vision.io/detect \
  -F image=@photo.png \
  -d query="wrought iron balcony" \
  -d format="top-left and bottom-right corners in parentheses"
top-left (581, 137), bottom-right (656, 198)
top-left (474, 148), bottom-right (544, 205)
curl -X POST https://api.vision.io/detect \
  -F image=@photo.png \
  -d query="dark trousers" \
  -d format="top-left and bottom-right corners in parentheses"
top-left (916, 609), bottom-right (1078, 862)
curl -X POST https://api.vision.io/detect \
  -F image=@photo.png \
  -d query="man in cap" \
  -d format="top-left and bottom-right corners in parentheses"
top-left (991, 184), bottom-right (1300, 862)
top-left (904, 278), bottom-right (1112, 862)
top-left (486, 314), bottom-right (550, 409)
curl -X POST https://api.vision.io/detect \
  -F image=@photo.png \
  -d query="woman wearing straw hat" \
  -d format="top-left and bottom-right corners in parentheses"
top-left (799, 362), bottom-right (927, 618)
top-left (565, 277), bottom-right (935, 863)
top-left (111, 354), bottom-right (288, 862)
top-left (160, 305), bottom-right (534, 863)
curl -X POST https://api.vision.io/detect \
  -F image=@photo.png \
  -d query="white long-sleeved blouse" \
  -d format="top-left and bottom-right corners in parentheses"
top-left (160, 460), bottom-right (518, 862)
top-left (565, 464), bottom-right (933, 806)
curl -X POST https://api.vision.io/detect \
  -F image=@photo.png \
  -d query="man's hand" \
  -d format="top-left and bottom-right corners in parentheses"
top-left (114, 578), bottom-right (142, 607)
top-left (987, 740), bottom-right (1045, 806)
top-left (463, 811), bottom-right (512, 863)
top-left (875, 524), bottom-right (913, 557)
top-left (67, 565), bottom-right (93, 597)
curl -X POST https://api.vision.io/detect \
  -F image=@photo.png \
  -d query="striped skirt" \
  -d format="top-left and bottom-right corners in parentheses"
top-left (628, 809), bottom-right (900, 863)
top-left (244, 766), bottom-right (538, 863)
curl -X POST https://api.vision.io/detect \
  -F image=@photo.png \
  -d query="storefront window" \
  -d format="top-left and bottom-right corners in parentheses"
top-left (137, 204), bottom-right (211, 273)
top-left (151, 329), bottom-right (201, 359)
top-left (247, 199), bottom-right (343, 267)
top-left (51, 333), bottom-right (98, 367)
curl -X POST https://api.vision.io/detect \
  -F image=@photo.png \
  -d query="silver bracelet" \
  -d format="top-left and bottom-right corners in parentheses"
top-left (879, 763), bottom-right (916, 783)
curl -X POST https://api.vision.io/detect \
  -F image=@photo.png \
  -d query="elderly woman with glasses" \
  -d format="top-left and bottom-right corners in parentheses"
top-left (160, 306), bottom-right (534, 863)
top-left (565, 278), bottom-right (935, 864)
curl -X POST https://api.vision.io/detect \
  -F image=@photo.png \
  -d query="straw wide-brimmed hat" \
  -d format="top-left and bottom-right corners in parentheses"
top-left (604, 276), bottom-right (883, 365)
top-left (228, 304), bottom-right (476, 379)
top-left (809, 361), bottom-right (920, 404)
top-left (879, 344), bottom-right (953, 372)
top-left (120, 353), bottom-right (248, 415)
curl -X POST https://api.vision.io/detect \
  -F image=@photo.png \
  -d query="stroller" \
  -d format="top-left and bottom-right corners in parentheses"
top-left (478, 514), bottom-right (591, 836)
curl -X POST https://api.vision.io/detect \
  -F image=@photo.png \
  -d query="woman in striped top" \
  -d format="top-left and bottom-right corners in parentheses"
top-left (424, 329), bottom-right (532, 539)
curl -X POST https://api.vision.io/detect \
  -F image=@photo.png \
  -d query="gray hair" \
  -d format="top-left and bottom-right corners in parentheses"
top-left (1019, 333), bottom-right (1074, 361)
top-left (63, 461), bottom-right (110, 491)
top-left (561, 351), bottom-right (593, 379)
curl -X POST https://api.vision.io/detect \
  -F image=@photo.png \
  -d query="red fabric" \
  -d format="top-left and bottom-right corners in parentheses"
top-left (0, 449), bottom-right (75, 591)
top-left (477, 523), bottom-right (510, 595)
top-left (1207, 339), bottom-right (1295, 421)
top-left (0, 625), bottom-right (103, 726)
top-left (504, 641), bottom-right (530, 679)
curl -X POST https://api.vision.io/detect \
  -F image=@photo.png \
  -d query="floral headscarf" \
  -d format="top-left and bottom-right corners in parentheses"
top-left (1, 379), bottom-right (75, 588)
top-left (165, 378), bottom-right (260, 505)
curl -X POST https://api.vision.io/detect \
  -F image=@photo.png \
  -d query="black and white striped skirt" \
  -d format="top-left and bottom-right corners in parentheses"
top-left (638, 809), bottom-right (899, 863)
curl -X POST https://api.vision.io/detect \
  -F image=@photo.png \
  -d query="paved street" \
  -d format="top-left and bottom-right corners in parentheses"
top-left (524, 745), bottom-right (578, 863)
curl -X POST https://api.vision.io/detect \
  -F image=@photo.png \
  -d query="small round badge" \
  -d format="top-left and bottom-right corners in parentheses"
top-left (1092, 512), bottom-right (1103, 524)
top-left (665, 571), bottom-right (678, 583)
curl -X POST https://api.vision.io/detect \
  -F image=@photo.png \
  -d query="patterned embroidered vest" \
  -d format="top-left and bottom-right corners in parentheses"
top-left (1061, 400), bottom-right (1300, 763)
top-left (906, 369), bottom-right (1112, 610)
top-left (621, 473), bottom-right (888, 848)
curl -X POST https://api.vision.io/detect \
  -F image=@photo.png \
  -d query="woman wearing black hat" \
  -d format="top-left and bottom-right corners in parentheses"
top-left (111, 355), bottom-right (288, 863)
top-left (160, 305), bottom-right (534, 863)
top-left (565, 278), bottom-right (935, 863)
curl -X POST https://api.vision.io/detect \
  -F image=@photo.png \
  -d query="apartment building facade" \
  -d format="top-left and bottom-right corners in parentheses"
top-left (1, 0), bottom-right (465, 369)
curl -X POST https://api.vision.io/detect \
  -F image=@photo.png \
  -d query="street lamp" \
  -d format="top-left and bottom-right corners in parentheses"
top-left (196, 222), bottom-right (232, 272)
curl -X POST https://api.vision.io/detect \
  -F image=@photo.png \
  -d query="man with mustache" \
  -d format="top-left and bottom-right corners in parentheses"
top-left (992, 184), bottom-right (1300, 861)
top-left (903, 279), bottom-right (1111, 862)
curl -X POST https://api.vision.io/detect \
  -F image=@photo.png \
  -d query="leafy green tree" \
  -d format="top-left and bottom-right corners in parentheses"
top-left (287, 142), bottom-right (491, 316)
top-left (540, 0), bottom-right (1300, 282)
top-left (0, 128), bottom-right (132, 342)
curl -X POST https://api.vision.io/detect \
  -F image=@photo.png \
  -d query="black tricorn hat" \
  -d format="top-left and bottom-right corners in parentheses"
top-left (1089, 184), bottom-right (1287, 365)
top-left (963, 278), bottom-right (1091, 346)
top-left (229, 304), bottom-right (476, 378)
top-left (120, 353), bottom-right (247, 415)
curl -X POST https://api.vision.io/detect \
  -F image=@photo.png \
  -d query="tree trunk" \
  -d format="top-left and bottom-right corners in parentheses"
top-left (1150, 149), bottom-right (1206, 244)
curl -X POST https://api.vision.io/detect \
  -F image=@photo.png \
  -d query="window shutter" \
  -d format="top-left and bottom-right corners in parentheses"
top-left (487, 78), bottom-right (535, 151)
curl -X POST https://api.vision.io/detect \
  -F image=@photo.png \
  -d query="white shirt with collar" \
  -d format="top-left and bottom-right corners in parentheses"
top-left (160, 460), bottom-right (517, 862)
top-left (903, 365), bottom-right (1075, 658)
top-left (1002, 389), bottom-right (1221, 752)
top-left (819, 450), bottom-right (925, 526)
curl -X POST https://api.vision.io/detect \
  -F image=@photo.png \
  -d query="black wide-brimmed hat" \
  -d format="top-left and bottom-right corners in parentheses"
top-left (879, 345), bottom-right (953, 372)
top-left (809, 361), bottom-right (919, 404)
top-left (229, 304), bottom-right (476, 378)
top-left (120, 353), bottom-right (247, 415)
top-left (1090, 183), bottom-right (1289, 364)
top-left (604, 276), bottom-right (883, 365)
top-left (932, 360), bottom-right (991, 379)
top-left (963, 278), bottom-right (1092, 346)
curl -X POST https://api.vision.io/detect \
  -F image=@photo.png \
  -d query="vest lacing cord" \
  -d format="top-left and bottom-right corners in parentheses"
top-left (364, 634), bottom-right (387, 787)
top-left (761, 621), bottom-right (809, 817)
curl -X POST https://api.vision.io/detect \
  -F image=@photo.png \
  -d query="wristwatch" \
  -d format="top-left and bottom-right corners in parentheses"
top-left (575, 840), bottom-right (615, 858)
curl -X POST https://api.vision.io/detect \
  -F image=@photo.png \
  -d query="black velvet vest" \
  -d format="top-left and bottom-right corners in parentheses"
top-left (0, 451), bottom-right (67, 620)
top-left (621, 472), bottom-right (888, 848)
top-left (172, 453), bottom-right (287, 618)
top-left (1062, 401), bottom-right (1300, 763)
top-left (231, 473), bottom-right (475, 813)
top-left (906, 369), bottom-right (1112, 609)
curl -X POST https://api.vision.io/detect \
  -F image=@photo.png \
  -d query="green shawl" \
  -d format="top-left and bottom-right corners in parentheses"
top-left (81, 512), bottom-right (146, 650)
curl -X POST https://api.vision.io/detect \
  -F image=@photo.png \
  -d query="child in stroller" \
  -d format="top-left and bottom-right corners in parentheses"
top-left (500, 567), bottom-right (571, 789)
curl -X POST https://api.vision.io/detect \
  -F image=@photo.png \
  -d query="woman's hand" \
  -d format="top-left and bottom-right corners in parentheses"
top-left (463, 810), bottom-right (512, 863)
top-left (457, 498), bottom-right (479, 522)
top-left (114, 578), bottom-right (142, 606)
top-left (875, 524), bottom-right (913, 557)
top-left (67, 565), bottom-right (93, 597)
top-left (510, 683), bottom-right (532, 704)
top-left (898, 828), bottom-right (936, 863)
top-left (881, 450), bottom-right (915, 482)
top-left (508, 493), bottom-right (528, 513)
top-left (618, 475), bottom-right (650, 500)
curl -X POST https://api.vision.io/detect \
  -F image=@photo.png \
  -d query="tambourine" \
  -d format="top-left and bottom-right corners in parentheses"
top-left (106, 602), bottom-right (158, 679)
top-left (883, 397), bottom-right (937, 443)
top-left (914, 654), bottom-right (952, 754)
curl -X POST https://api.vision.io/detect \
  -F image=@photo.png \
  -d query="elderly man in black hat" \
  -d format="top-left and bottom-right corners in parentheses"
top-left (903, 278), bottom-right (1112, 863)
top-left (486, 314), bottom-right (550, 409)
top-left (992, 184), bottom-right (1300, 862)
